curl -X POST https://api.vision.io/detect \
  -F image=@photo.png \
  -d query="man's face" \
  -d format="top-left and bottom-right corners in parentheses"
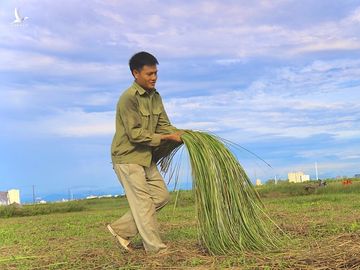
top-left (133, 65), bottom-right (158, 90)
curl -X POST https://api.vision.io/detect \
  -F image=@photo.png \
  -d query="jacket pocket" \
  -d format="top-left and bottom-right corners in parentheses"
top-left (151, 107), bottom-right (162, 131)
top-left (139, 106), bottom-right (150, 129)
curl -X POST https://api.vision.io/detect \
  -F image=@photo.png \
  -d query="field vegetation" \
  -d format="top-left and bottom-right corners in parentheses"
top-left (1, 179), bottom-right (360, 269)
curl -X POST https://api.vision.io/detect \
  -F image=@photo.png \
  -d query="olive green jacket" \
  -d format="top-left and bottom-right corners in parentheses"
top-left (111, 82), bottom-right (178, 167)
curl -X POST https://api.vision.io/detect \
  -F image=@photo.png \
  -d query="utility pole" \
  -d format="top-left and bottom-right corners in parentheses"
top-left (32, 185), bottom-right (35, 204)
top-left (315, 162), bottom-right (319, 180)
top-left (68, 188), bottom-right (73, 201)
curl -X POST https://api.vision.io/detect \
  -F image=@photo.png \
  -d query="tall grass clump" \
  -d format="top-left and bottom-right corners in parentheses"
top-left (0, 202), bottom-right (85, 218)
top-left (158, 130), bottom-right (280, 255)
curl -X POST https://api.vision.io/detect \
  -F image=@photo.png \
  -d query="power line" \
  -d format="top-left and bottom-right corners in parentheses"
top-left (32, 185), bottom-right (35, 204)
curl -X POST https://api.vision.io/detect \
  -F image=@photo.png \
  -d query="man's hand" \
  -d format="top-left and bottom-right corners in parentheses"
top-left (160, 131), bottom-right (184, 143)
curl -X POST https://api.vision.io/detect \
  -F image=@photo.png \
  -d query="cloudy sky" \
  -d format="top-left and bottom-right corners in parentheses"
top-left (1, 0), bottom-right (360, 201)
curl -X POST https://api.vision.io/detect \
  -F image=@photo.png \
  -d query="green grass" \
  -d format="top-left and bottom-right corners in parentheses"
top-left (257, 178), bottom-right (360, 197)
top-left (1, 183), bottom-right (360, 269)
top-left (0, 196), bottom-right (132, 218)
top-left (0, 202), bottom-right (86, 218)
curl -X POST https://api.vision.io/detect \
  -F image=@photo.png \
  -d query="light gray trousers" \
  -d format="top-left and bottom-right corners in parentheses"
top-left (111, 162), bottom-right (170, 252)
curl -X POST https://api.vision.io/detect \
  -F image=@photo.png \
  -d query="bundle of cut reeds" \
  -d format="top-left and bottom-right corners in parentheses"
top-left (158, 130), bottom-right (280, 255)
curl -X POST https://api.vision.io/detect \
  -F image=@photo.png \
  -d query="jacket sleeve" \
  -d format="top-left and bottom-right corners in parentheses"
top-left (118, 94), bottom-right (162, 147)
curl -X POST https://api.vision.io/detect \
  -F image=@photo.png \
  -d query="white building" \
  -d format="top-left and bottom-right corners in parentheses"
top-left (86, 195), bottom-right (98, 199)
top-left (256, 179), bottom-right (262, 186)
top-left (288, 172), bottom-right (310, 183)
top-left (0, 189), bottom-right (21, 205)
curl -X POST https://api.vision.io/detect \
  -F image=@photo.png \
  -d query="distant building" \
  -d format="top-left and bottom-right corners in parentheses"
top-left (8, 189), bottom-right (20, 204)
top-left (86, 195), bottom-right (98, 199)
top-left (0, 189), bottom-right (21, 205)
top-left (99, 194), bottom-right (113, 198)
top-left (256, 179), bottom-right (262, 186)
top-left (288, 172), bottom-right (310, 183)
top-left (301, 174), bottom-right (310, 181)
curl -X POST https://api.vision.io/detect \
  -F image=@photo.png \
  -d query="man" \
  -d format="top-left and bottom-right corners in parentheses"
top-left (108, 51), bottom-right (182, 254)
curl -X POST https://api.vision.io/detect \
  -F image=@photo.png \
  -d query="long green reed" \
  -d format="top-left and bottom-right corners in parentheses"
top-left (158, 130), bottom-right (280, 255)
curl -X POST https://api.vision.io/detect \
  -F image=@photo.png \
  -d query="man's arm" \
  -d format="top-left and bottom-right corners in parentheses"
top-left (119, 94), bottom-right (182, 146)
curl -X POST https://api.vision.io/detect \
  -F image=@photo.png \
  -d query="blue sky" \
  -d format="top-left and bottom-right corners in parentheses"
top-left (1, 0), bottom-right (360, 202)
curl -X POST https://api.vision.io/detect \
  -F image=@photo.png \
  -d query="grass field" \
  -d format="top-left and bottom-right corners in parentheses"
top-left (1, 180), bottom-right (360, 269)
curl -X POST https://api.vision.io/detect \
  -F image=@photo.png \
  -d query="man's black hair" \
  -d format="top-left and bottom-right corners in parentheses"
top-left (129, 52), bottom-right (159, 74)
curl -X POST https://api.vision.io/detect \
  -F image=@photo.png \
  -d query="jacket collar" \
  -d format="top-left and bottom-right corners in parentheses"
top-left (132, 82), bottom-right (157, 96)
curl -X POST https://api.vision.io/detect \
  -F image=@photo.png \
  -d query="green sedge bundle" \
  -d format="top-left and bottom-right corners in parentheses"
top-left (158, 130), bottom-right (280, 255)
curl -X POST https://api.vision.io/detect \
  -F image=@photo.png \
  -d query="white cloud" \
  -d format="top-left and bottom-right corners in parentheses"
top-left (90, 1), bottom-right (360, 58)
top-left (1, 108), bottom-right (115, 138)
top-left (0, 24), bottom-right (78, 53)
top-left (95, 8), bottom-right (125, 24)
top-left (147, 15), bottom-right (164, 28)
top-left (0, 89), bottom-right (30, 108)
top-left (293, 40), bottom-right (360, 54)
top-left (297, 148), bottom-right (360, 161)
top-left (36, 109), bottom-right (115, 137)
top-left (0, 83), bottom-right (118, 111)
top-left (215, 58), bottom-right (247, 66)
top-left (344, 7), bottom-right (360, 23)
top-left (334, 130), bottom-right (360, 140)
top-left (165, 59), bottom-right (360, 141)
top-left (2, 0), bottom-right (359, 61)
top-left (0, 48), bottom-right (128, 81)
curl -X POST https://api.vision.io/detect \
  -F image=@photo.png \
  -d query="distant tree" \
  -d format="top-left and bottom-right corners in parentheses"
top-left (276, 179), bottom-right (289, 184)
top-left (266, 179), bottom-right (275, 185)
